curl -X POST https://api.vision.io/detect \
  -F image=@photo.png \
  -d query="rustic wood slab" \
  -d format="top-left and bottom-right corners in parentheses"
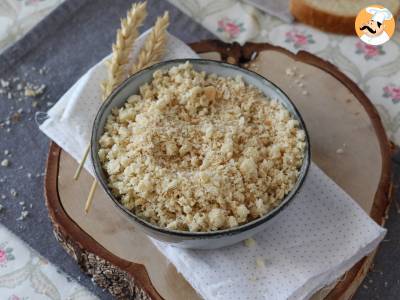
top-left (45, 40), bottom-right (392, 300)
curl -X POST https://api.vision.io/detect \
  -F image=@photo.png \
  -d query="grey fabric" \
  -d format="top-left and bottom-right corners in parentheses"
top-left (0, 0), bottom-right (213, 298)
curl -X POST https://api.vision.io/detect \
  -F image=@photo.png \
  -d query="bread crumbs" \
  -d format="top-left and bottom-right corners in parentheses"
top-left (244, 238), bottom-right (257, 248)
top-left (99, 62), bottom-right (306, 232)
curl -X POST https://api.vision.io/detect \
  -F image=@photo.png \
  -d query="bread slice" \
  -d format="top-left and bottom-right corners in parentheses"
top-left (290, 0), bottom-right (400, 35)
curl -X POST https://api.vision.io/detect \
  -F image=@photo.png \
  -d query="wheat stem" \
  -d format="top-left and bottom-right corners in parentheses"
top-left (85, 180), bottom-right (98, 214)
top-left (73, 144), bottom-right (90, 180)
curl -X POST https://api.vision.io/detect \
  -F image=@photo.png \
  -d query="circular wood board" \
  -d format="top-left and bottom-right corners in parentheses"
top-left (45, 40), bottom-right (392, 299)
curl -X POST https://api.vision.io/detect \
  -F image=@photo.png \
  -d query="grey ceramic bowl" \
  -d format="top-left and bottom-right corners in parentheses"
top-left (91, 59), bottom-right (310, 249)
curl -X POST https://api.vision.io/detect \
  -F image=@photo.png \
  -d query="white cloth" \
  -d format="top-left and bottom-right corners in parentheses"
top-left (360, 31), bottom-right (390, 45)
top-left (39, 32), bottom-right (386, 300)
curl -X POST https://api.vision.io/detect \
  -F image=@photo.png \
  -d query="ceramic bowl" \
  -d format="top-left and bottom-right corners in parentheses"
top-left (91, 59), bottom-right (311, 249)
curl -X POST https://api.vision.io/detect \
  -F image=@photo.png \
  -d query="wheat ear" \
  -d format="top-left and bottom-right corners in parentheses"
top-left (130, 11), bottom-right (169, 74)
top-left (103, 1), bottom-right (148, 98)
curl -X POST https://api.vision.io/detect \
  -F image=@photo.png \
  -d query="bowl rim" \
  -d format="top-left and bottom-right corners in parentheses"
top-left (91, 58), bottom-right (311, 238)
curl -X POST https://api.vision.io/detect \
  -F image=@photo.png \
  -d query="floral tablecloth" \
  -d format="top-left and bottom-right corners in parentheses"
top-left (0, 225), bottom-right (96, 300)
top-left (0, 0), bottom-right (399, 298)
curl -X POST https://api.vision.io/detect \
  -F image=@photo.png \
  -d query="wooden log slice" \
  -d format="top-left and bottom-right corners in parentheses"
top-left (45, 40), bottom-right (392, 300)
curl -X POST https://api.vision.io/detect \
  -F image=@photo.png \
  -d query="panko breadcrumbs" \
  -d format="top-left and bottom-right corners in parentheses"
top-left (99, 62), bottom-right (306, 232)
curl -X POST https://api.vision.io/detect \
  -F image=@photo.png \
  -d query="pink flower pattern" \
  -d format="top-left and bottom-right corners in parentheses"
top-left (217, 17), bottom-right (245, 39)
top-left (383, 85), bottom-right (400, 104)
top-left (355, 41), bottom-right (385, 60)
top-left (7, 294), bottom-right (29, 300)
top-left (8, 295), bottom-right (28, 300)
top-left (0, 244), bottom-right (15, 267)
top-left (284, 29), bottom-right (315, 49)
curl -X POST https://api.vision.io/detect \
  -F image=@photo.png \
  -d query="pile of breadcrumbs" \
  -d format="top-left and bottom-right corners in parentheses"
top-left (99, 62), bottom-right (306, 232)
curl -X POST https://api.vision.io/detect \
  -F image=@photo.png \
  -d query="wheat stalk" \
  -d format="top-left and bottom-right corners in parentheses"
top-left (81, 7), bottom-right (170, 215)
top-left (74, 2), bottom-right (148, 182)
top-left (130, 11), bottom-right (169, 74)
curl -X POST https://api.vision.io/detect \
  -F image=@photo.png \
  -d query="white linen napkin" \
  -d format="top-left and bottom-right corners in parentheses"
top-left (39, 31), bottom-right (386, 300)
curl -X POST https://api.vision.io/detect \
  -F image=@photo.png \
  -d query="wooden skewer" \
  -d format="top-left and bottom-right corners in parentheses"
top-left (85, 180), bottom-right (97, 214)
top-left (74, 143), bottom-right (91, 180)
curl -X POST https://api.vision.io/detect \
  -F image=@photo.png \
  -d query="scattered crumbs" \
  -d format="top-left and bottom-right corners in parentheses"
top-left (0, 79), bottom-right (10, 88)
top-left (249, 63), bottom-right (259, 71)
top-left (336, 143), bottom-right (347, 155)
top-left (35, 173), bottom-right (41, 178)
top-left (16, 210), bottom-right (29, 221)
top-left (16, 83), bottom-right (23, 91)
top-left (4, 150), bottom-right (9, 155)
top-left (19, 201), bottom-right (25, 206)
top-left (1, 195), bottom-right (5, 200)
top-left (39, 67), bottom-right (47, 75)
top-left (17, 108), bottom-right (23, 114)
top-left (336, 148), bottom-right (344, 155)
top-left (32, 101), bottom-right (38, 108)
top-left (244, 238), bottom-right (256, 248)
top-left (285, 67), bottom-right (295, 76)
top-left (1, 159), bottom-right (9, 167)
top-left (18, 165), bottom-right (23, 170)
top-left (10, 112), bottom-right (21, 123)
top-left (10, 188), bottom-right (17, 197)
top-left (298, 73), bottom-right (304, 79)
top-left (249, 276), bottom-right (258, 282)
top-left (384, 281), bottom-right (388, 287)
top-left (256, 257), bottom-right (265, 268)
top-left (363, 284), bottom-right (368, 289)
top-left (0, 204), bottom-right (3, 212)
top-left (24, 83), bottom-right (46, 97)
top-left (46, 102), bottom-right (53, 107)
top-left (7, 92), bottom-right (12, 99)
top-left (297, 82), bottom-right (304, 88)
top-left (6, 128), bottom-right (11, 133)
top-left (301, 90), bottom-right (308, 95)
top-left (369, 279), bottom-right (373, 283)
top-left (27, 173), bottom-right (32, 179)
top-left (29, 203), bottom-right (33, 208)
